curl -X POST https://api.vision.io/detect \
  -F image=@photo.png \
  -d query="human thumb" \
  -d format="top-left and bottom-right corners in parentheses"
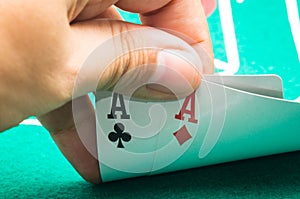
top-left (69, 19), bottom-right (204, 101)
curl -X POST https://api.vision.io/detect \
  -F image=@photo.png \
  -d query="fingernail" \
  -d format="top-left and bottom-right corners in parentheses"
top-left (147, 50), bottom-right (202, 98)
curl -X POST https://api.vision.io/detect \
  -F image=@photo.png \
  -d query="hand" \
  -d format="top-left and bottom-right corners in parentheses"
top-left (0, 0), bottom-right (213, 183)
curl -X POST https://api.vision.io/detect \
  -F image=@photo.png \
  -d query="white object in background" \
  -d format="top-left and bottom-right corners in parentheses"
top-left (20, 119), bottom-right (42, 126)
top-left (286, 0), bottom-right (300, 62)
top-left (214, 0), bottom-right (240, 74)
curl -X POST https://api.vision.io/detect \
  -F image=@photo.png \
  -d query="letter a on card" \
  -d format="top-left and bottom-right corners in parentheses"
top-left (175, 92), bottom-right (198, 124)
top-left (107, 93), bottom-right (130, 119)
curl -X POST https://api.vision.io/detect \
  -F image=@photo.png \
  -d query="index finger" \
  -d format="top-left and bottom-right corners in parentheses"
top-left (116, 0), bottom-right (214, 73)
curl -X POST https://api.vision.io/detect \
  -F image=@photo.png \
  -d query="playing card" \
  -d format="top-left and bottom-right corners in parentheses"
top-left (203, 75), bottom-right (283, 98)
top-left (96, 75), bottom-right (300, 182)
top-left (96, 91), bottom-right (193, 181)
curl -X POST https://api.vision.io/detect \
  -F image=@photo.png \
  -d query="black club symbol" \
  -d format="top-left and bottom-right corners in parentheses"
top-left (108, 123), bottom-right (131, 148)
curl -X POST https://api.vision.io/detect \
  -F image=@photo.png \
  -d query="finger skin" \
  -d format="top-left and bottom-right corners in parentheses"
top-left (96, 6), bottom-right (123, 19)
top-left (141, 0), bottom-right (211, 47)
top-left (201, 0), bottom-right (217, 16)
top-left (72, 0), bottom-right (119, 22)
top-left (0, 0), bottom-right (73, 131)
top-left (115, 0), bottom-right (172, 13)
top-left (117, 0), bottom-right (214, 73)
top-left (140, 0), bottom-right (214, 73)
top-left (38, 96), bottom-right (101, 184)
top-left (38, 6), bottom-right (123, 184)
top-left (0, 0), bottom-right (212, 131)
top-left (116, 0), bottom-right (211, 49)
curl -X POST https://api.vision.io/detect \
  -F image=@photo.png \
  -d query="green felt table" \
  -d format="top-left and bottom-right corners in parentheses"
top-left (1, 1), bottom-right (300, 198)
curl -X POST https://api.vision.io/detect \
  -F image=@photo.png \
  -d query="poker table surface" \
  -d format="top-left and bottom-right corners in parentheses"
top-left (1, 1), bottom-right (300, 198)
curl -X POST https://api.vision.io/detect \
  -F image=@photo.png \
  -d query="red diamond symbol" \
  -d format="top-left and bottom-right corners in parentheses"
top-left (173, 125), bottom-right (192, 146)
